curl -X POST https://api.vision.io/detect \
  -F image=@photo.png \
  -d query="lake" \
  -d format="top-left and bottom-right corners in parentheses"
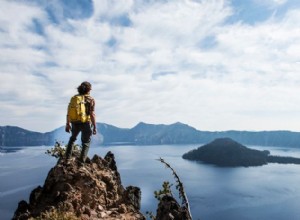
top-left (1, 144), bottom-right (300, 220)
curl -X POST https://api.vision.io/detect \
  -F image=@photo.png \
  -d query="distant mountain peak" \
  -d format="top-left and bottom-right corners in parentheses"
top-left (133, 122), bottom-right (164, 129)
top-left (134, 121), bottom-right (191, 128)
top-left (135, 122), bottom-right (149, 127)
top-left (170, 122), bottom-right (196, 129)
top-left (209, 137), bottom-right (244, 147)
top-left (171, 122), bottom-right (187, 126)
top-left (173, 121), bottom-right (184, 125)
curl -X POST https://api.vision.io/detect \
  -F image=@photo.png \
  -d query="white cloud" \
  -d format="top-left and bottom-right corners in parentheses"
top-left (1, 0), bottom-right (300, 132)
top-left (92, 0), bottom-right (134, 19)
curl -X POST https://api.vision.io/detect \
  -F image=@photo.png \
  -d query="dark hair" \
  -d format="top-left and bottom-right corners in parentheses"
top-left (77, 81), bottom-right (92, 95)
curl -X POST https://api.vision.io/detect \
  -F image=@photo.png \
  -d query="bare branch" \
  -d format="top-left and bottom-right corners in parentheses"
top-left (156, 157), bottom-right (193, 219)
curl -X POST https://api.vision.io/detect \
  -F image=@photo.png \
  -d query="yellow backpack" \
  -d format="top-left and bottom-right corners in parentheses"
top-left (67, 95), bottom-right (91, 123)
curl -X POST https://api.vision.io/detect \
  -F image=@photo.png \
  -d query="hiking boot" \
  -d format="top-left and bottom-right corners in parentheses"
top-left (79, 142), bottom-right (90, 163)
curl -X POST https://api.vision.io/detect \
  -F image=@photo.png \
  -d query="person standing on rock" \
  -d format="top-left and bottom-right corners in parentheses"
top-left (65, 81), bottom-right (97, 163)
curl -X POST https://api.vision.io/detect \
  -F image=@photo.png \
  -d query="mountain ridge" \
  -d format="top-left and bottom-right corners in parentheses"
top-left (1, 122), bottom-right (300, 147)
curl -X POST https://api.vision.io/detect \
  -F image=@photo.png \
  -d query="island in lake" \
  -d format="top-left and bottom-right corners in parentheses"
top-left (182, 138), bottom-right (300, 167)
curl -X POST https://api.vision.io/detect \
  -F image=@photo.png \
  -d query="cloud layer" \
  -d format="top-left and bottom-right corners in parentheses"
top-left (1, 0), bottom-right (300, 132)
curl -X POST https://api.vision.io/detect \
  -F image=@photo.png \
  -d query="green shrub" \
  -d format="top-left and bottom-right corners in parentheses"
top-left (45, 141), bottom-right (81, 159)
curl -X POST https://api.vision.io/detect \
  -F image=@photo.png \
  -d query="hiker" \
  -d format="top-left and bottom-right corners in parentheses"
top-left (65, 81), bottom-right (97, 163)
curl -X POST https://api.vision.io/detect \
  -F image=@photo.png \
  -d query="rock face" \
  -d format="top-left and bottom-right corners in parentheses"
top-left (155, 195), bottom-right (191, 220)
top-left (13, 152), bottom-right (145, 220)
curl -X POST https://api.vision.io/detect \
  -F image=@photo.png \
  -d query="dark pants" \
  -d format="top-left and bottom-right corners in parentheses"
top-left (66, 122), bottom-right (92, 162)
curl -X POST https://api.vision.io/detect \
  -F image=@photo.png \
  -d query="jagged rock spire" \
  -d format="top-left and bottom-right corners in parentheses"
top-left (13, 152), bottom-right (145, 220)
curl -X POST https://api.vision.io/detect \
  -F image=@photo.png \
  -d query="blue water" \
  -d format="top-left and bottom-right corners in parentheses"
top-left (1, 145), bottom-right (300, 220)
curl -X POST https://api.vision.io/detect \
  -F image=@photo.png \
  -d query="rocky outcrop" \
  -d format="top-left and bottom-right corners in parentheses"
top-left (13, 152), bottom-right (145, 220)
top-left (155, 195), bottom-right (191, 220)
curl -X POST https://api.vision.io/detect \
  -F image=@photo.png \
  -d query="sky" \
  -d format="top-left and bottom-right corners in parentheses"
top-left (1, 0), bottom-right (300, 132)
